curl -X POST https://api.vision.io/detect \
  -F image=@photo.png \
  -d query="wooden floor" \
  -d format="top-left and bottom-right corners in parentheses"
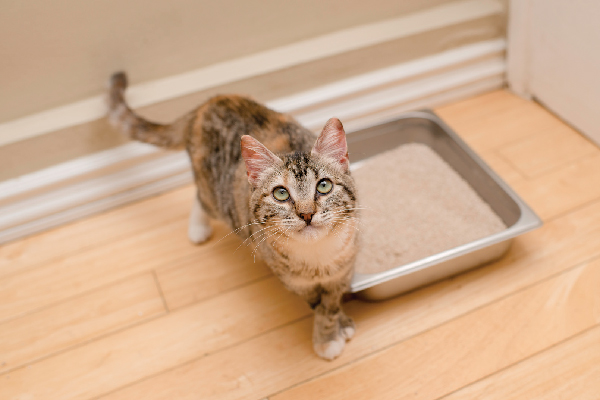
top-left (2, 90), bottom-right (600, 399)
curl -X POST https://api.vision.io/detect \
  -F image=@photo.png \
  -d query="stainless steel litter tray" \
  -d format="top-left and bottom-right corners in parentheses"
top-left (348, 110), bottom-right (542, 301)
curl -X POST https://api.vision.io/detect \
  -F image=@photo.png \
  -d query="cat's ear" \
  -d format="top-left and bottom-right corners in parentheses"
top-left (240, 135), bottom-right (281, 186)
top-left (312, 117), bottom-right (349, 172)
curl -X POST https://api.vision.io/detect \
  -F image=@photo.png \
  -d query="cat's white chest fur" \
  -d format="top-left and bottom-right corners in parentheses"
top-left (276, 224), bottom-right (356, 284)
top-left (288, 235), bottom-right (340, 266)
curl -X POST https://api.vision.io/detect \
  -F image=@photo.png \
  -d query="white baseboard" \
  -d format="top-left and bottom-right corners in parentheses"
top-left (0, 39), bottom-right (506, 244)
top-left (0, 0), bottom-right (503, 147)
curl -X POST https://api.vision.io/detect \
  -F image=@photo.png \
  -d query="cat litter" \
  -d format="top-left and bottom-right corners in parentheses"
top-left (353, 143), bottom-right (507, 274)
top-left (347, 111), bottom-right (541, 300)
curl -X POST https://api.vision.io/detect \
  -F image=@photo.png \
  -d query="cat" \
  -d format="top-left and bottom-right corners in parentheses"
top-left (107, 72), bottom-right (359, 360)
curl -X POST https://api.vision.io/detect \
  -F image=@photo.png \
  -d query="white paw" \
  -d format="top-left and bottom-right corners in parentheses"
top-left (188, 221), bottom-right (213, 244)
top-left (341, 325), bottom-right (355, 340)
top-left (314, 336), bottom-right (346, 361)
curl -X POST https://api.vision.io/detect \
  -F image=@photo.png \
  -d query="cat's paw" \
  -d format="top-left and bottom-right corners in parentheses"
top-left (340, 324), bottom-right (355, 340)
top-left (339, 315), bottom-right (355, 340)
top-left (188, 221), bottom-right (213, 244)
top-left (313, 336), bottom-right (346, 361)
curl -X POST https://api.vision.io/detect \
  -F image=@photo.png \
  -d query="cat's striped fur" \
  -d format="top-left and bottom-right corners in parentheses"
top-left (108, 72), bottom-right (359, 360)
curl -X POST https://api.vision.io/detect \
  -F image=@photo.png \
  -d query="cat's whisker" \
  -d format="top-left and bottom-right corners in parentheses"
top-left (331, 216), bottom-right (362, 226)
top-left (242, 232), bottom-right (273, 255)
top-left (246, 225), bottom-right (280, 245)
top-left (342, 207), bottom-right (370, 211)
top-left (331, 219), bottom-right (362, 233)
top-left (215, 220), bottom-right (265, 244)
top-left (234, 224), bottom-right (280, 253)
top-left (325, 210), bottom-right (364, 219)
top-left (269, 226), bottom-right (292, 252)
top-left (272, 220), bottom-right (297, 227)
top-left (326, 212), bottom-right (360, 220)
top-left (330, 215), bottom-right (360, 222)
top-left (344, 206), bottom-right (382, 215)
top-left (251, 227), bottom-right (286, 256)
top-left (328, 208), bottom-right (366, 216)
top-left (325, 206), bottom-right (367, 213)
top-left (325, 206), bottom-right (374, 221)
top-left (326, 215), bottom-right (366, 228)
top-left (244, 225), bottom-right (272, 242)
top-left (251, 229), bottom-right (285, 246)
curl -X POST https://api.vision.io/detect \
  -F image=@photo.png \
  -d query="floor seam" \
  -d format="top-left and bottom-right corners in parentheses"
top-left (90, 314), bottom-right (313, 400)
top-left (152, 269), bottom-right (170, 313)
top-left (0, 269), bottom-right (156, 326)
top-left (265, 252), bottom-right (600, 398)
top-left (0, 311), bottom-right (167, 376)
top-left (0, 274), bottom-right (275, 377)
top-left (433, 323), bottom-right (600, 400)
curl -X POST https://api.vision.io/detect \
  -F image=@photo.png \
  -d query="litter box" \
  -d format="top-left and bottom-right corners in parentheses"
top-left (348, 110), bottom-right (542, 300)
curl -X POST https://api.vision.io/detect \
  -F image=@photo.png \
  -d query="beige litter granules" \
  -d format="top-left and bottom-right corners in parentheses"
top-left (352, 143), bottom-right (506, 274)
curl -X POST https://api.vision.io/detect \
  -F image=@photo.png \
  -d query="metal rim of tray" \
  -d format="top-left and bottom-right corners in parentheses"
top-left (349, 110), bottom-right (543, 293)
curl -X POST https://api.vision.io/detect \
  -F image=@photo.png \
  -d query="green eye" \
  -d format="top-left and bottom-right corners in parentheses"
top-left (273, 187), bottom-right (290, 201)
top-left (316, 179), bottom-right (333, 194)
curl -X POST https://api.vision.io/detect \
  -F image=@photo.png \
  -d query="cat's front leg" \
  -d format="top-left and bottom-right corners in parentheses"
top-left (338, 309), bottom-right (356, 340)
top-left (310, 285), bottom-right (355, 360)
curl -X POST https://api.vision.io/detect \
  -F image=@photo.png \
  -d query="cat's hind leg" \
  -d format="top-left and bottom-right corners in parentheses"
top-left (188, 196), bottom-right (213, 244)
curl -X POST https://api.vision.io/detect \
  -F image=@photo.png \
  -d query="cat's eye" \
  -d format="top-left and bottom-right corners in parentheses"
top-left (316, 179), bottom-right (333, 194)
top-left (273, 187), bottom-right (290, 201)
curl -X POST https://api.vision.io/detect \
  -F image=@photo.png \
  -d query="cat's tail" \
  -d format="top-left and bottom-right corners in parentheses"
top-left (107, 72), bottom-right (196, 150)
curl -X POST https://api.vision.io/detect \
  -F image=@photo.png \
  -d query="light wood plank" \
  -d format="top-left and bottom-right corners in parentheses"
top-left (477, 150), bottom-right (526, 186)
top-left (440, 326), bottom-right (600, 400)
top-left (513, 153), bottom-right (600, 220)
top-left (497, 121), bottom-right (597, 178)
top-left (99, 318), bottom-right (315, 400)
top-left (0, 273), bottom-right (165, 374)
top-left (0, 277), bottom-right (309, 400)
top-left (461, 108), bottom-right (561, 153)
top-left (0, 218), bottom-right (187, 322)
top-left (271, 258), bottom-right (600, 400)
top-left (0, 185), bottom-right (194, 278)
top-left (434, 90), bottom-right (529, 126)
top-left (156, 232), bottom-right (271, 310)
top-left (436, 90), bottom-right (562, 152)
top-left (0, 218), bottom-right (267, 323)
top-left (97, 199), bottom-right (600, 400)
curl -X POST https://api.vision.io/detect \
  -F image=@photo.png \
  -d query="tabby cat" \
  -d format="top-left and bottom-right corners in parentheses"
top-left (107, 72), bottom-right (359, 360)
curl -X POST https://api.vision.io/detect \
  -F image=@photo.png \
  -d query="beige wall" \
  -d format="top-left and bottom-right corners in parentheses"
top-left (0, 0), bottom-right (506, 180)
top-left (508, 0), bottom-right (599, 144)
top-left (0, 0), bottom-right (452, 123)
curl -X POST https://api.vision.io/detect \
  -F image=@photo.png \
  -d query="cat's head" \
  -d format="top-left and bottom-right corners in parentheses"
top-left (241, 118), bottom-right (358, 243)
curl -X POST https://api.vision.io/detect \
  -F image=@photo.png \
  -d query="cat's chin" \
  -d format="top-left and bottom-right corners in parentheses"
top-left (294, 225), bottom-right (327, 241)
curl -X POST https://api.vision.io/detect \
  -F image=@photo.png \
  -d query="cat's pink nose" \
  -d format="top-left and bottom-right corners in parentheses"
top-left (299, 213), bottom-right (314, 224)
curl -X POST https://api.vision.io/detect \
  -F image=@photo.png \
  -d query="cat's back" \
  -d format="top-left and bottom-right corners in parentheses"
top-left (193, 95), bottom-right (315, 156)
